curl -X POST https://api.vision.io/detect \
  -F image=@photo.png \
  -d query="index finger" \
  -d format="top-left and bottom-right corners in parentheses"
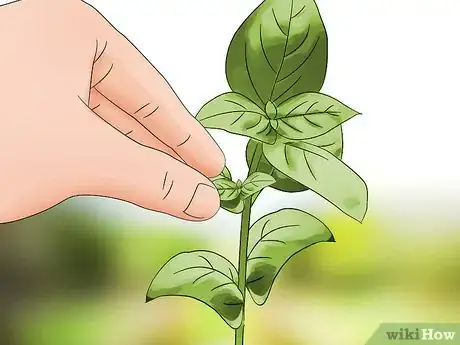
top-left (89, 11), bottom-right (225, 177)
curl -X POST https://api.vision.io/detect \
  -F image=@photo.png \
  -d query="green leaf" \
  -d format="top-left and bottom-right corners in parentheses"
top-left (226, 0), bottom-right (328, 108)
top-left (146, 251), bottom-right (243, 329)
top-left (213, 179), bottom-right (240, 201)
top-left (274, 93), bottom-right (360, 140)
top-left (305, 125), bottom-right (343, 159)
top-left (241, 172), bottom-right (276, 199)
top-left (245, 126), bottom-right (343, 193)
top-left (246, 208), bottom-right (333, 305)
top-left (212, 166), bottom-right (232, 181)
top-left (263, 140), bottom-right (368, 222)
top-left (197, 93), bottom-right (276, 144)
top-left (221, 197), bottom-right (245, 214)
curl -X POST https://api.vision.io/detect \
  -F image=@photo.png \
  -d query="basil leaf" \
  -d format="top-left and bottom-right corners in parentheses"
top-left (241, 172), bottom-right (276, 199)
top-left (275, 93), bottom-right (359, 140)
top-left (226, 0), bottom-right (327, 108)
top-left (245, 126), bottom-right (343, 193)
top-left (214, 179), bottom-right (240, 201)
top-left (246, 208), bottom-right (333, 305)
top-left (212, 166), bottom-right (233, 181)
top-left (146, 251), bottom-right (243, 329)
top-left (221, 197), bottom-right (245, 214)
top-left (263, 141), bottom-right (368, 222)
top-left (197, 93), bottom-right (276, 144)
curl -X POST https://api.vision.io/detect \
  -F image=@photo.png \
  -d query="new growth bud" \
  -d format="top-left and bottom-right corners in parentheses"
top-left (265, 101), bottom-right (277, 120)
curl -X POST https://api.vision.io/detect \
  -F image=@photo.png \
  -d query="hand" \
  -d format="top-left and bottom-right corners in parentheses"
top-left (0, 0), bottom-right (225, 223)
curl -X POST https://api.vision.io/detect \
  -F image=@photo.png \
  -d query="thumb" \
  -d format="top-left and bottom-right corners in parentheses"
top-left (69, 103), bottom-right (221, 221)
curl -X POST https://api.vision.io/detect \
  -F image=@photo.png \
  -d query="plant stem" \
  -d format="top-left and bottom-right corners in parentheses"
top-left (235, 147), bottom-right (262, 345)
top-left (235, 197), bottom-right (252, 345)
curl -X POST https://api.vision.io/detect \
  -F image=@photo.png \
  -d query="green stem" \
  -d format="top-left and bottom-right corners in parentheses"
top-left (235, 197), bottom-right (251, 345)
top-left (235, 145), bottom-right (262, 345)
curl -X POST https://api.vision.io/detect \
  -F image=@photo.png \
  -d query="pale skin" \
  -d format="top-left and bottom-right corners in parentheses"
top-left (0, 0), bottom-right (225, 223)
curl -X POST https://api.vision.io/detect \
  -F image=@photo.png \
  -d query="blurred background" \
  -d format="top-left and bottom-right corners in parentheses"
top-left (0, 198), bottom-right (459, 345)
top-left (1, 0), bottom-right (459, 344)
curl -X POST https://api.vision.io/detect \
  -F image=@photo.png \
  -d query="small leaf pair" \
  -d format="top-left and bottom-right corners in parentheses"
top-left (212, 169), bottom-right (276, 214)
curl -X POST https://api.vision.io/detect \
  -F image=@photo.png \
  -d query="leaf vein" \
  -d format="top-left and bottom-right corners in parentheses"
top-left (317, 141), bottom-right (337, 148)
top-left (224, 301), bottom-right (244, 306)
top-left (201, 110), bottom-right (262, 122)
top-left (246, 115), bottom-right (264, 130)
top-left (280, 118), bottom-right (303, 133)
top-left (272, 8), bottom-right (288, 36)
top-left (260, 24), bottom-right (276, 73)
top-left (247, 256), bottom-right (272, 262)
top-left (291, 5), bottom-right (306, 19)
top-left (211, 282), bottom-right (234, 292)
top-left (286, 24), bottom-right (310, 57)
top-left (289, 143), bottom-right (328, 160)
top-left (229, 268), bottom-right (234, 282)
top-left (224, 99), bottom-right (246, 109)
top-left (174, 265), bottom-right (236, 284)
top-left (269, 0), bottom-right (294, 100)
top-left (255, 121), bottom-right (270, 135)
top-left (302, 115), bottom-right (322, 128)
top-left (303, 150), bottom-right (317, 180)
top-left (244, 42), bottom-right (264, 104)
top-left (264, 224), bottom-right (301, 239)
top-left (199, 255), bottom-right (214, 269)
top-left (284, 145), bottom-right (290, 166)
top-left (277, 35), bottom-right (321, 84)
top-left (193, 271), bottom-right (214, 284)
top-left (260, 239), bottom-right (287, 245)
top-left (285, 100), bottom-right (310, 117)
top-left (274, 75), bottom-right (302, 103)
top-left (230, 111), bottom-right (246, 126)
top-left (247, 276), bottom-right (264, 285)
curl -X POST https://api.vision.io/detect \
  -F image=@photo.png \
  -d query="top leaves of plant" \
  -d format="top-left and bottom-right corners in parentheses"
top-left (274, 93), bottom-right (360, 140)
top-left (197, 93), bottom-right (277, 144)
top-left (146, 251), bottom-right (243, 329)
top-left (245, 208), bottom-right (333, 305)
top-left (226, 0), bottom-right (327, 109)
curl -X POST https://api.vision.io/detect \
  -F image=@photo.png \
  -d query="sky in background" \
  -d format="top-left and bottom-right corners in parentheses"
top-left (3, 0), bottom-right (459, 231)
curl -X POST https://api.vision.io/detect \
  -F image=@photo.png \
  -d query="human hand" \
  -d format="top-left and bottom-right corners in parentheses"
top-left (0, 0), bottom-right (225, 223)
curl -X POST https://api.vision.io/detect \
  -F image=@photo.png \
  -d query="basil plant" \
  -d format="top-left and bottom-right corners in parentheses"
top-left (146, 1), bottom-right (368, 344)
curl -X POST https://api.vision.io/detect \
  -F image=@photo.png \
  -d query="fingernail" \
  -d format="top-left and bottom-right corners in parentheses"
top-left (184, 183), bottom-right (219, 219)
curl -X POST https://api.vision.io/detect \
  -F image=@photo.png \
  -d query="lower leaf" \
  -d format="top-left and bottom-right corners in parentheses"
top-left (146, 251), bottom-right (243, 329)
top-left (246, 209), bottom-right (334, 305)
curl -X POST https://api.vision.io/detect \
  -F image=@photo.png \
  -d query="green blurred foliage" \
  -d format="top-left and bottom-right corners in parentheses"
top-left (0, 200), bottom-right (459, 345)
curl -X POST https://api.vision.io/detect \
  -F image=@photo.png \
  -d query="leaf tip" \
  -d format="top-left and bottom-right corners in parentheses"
top-left (327, 234), bottom-right (336, 243)
top-left (354, 212), bottom-right (368, 224)
top-left (146, 295), bottom-right (153, 303)
top-left (356, 216), bottom-right (366, 224)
